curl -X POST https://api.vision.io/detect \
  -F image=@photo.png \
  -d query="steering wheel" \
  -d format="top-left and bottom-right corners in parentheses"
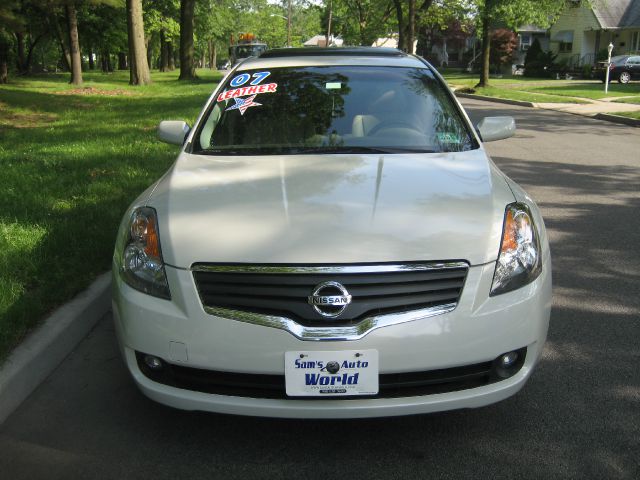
top-left (368, 119), bottom-right (422, 136)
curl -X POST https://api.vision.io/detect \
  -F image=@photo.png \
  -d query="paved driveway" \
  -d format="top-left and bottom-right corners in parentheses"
top-left (1, 100), bottom-right (638, 479)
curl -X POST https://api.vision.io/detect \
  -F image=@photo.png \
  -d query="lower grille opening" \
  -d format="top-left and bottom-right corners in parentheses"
top-left (135, 348), bottom-right (526, 400)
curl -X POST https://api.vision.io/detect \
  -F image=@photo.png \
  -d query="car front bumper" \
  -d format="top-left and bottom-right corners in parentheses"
top-left (112, 257), bottom-right (551, 419)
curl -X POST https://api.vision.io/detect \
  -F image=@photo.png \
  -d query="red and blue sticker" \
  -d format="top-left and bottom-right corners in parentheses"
top-left (218, 71), bottom-right (276, 115)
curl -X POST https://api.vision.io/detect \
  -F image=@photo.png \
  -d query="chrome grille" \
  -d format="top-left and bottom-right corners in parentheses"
top-left (192, 263), bottom-right (468, 326)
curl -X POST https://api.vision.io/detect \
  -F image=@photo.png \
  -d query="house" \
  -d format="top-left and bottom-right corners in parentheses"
top-left (549, 0), bottom-right (640, 68)
top-left (513, 25), bottom-right (550, 65)
top-left (303, 35), bottom-right (343, 47)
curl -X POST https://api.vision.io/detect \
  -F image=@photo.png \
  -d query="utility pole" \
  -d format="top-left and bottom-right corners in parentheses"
top-left (287, 0), bottom-right (292, 48)
top-left (326, 0), bottom-right (333, 47)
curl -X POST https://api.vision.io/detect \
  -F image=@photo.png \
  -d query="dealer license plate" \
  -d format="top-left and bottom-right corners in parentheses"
top-left (285, 350), bottom-right (379, 397)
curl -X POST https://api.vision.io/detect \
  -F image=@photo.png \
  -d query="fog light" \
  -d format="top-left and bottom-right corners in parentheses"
top-left (500, 351), bottom-right (519, 367)
top-left (491, 348), bottom-right (526, 380)
top-left (144, 355), bottom-right (163, 370)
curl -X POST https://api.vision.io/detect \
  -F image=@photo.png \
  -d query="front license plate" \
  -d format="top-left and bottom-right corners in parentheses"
top-left (285, 350), bottom-right (379, 397)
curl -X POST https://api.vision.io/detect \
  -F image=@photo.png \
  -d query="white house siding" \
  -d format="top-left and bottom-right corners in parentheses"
top-left (617, 29), bottom-right (640, 54)
top-left (549, 4), bottom-right (600, 63)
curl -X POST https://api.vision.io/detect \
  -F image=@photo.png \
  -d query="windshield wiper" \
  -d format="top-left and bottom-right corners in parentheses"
top-left (293, 146), bottom-right (437, 154)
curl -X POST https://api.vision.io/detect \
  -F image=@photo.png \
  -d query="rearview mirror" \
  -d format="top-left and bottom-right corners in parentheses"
top-left (158, 121), bottom-right (191, 145)
top-left (476, 116), bottom-right (516, 142)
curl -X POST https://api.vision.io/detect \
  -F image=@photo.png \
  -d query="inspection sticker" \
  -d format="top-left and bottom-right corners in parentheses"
top-left (437, 132), bottom-right (461, 143)
top-left (217, 83), bottom-right (278, 102)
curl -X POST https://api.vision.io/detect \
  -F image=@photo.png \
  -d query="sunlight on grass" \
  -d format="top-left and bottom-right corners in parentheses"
top-left (612, 111), bottom-right (640, 120)
top-left (528, 83), bottom-right (640, 100)
top-left (612, 96), bottom-right (640, 105)
top-left (0, 69), bottom-right (223, 360)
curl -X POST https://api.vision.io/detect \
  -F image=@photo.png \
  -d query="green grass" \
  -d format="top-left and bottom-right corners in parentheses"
top-left (464, 86), bottom-right (587, 104)
top-left (612, 96), bottom-right (640, 104)
top-left (611, 111), bottom-right (640, 120)
top-left (0, 69), bottom-right (223, 361)
top-left (527, 83), bottom-right (640, 100)
top-left (442, 71), bottom-right (639, 103)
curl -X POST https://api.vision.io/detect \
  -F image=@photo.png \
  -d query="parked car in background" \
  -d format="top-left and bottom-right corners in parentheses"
top-left (595, 55), bottom-right (640, 84)
top-left (112, 47), bottom-right (552, 418)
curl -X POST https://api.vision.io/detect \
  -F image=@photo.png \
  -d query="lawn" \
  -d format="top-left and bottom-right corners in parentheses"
top-left (460, 86), bottom-right (587, 104)
top-left (441, 71), bottom-right (639, 103)
top-left (612, 96), bottom-right (640, 104)
top-left (612, 111), bottom-right (640, 119)
top-left (527, 82), bottom-right (640, 100)
top-left (0, 69), bottom-right (223, 361)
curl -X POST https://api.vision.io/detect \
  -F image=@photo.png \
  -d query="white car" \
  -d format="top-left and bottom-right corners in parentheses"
top-left (112, 47), bottom-right (551, 418)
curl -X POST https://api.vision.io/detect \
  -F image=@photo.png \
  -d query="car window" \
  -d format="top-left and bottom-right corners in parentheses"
top-left (194, 66), bottom-right (477, 155)
top-left (627, 56), bottom-right (640, 65)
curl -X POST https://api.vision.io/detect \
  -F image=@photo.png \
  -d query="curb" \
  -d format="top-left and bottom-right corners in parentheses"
top-left (593, 113), bottom-right (640, 127)
top-left (0, 272), bottom-right (111, 425)
top-left (455, 93), bottom-right (535, 108)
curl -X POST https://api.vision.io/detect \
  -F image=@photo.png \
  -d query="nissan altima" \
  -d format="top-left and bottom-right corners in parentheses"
top-left (112, 47), bottom-right (551, 418)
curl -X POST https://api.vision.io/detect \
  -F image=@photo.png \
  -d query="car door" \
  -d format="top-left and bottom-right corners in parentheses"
top-left (627, 56), bottom-right (640, 79)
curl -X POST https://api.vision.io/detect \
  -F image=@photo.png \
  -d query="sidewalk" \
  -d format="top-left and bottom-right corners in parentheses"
top-left (456, 91), bottom-right (640, 127)
top-left (534, 97), bottom-right (640, 116)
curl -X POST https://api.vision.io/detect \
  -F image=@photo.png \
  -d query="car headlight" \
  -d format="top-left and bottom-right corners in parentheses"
top-left (490, 203), bottom-right (542, 296)
top-left (118, 206), bottom-right (171, 299)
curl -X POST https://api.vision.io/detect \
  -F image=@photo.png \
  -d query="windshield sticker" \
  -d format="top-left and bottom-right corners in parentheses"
top-left (437, 132), bottom-right (461, 143)
top-left (229, 71), bottom-right (271, 88)
top-left (326, 82), bottom-right (341, 90)
top-left (225, 94), bottom-right (262, 115)
top-left (217, 82), bottom-right (277, 102)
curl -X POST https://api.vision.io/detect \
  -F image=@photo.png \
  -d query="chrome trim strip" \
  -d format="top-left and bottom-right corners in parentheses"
top-left (191, 262), bottom-right (468, 274)
top-left (203, 303), bottom-right (457, 342)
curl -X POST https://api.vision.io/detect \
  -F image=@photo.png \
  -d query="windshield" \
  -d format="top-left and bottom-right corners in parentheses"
top-left (233, 45), bottom-right (267, 58)
top-left (194, 66), bottom-right (477, 155)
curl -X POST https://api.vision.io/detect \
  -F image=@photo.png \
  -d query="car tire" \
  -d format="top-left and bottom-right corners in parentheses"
top-left (618, 71), bottom-right (631, 84)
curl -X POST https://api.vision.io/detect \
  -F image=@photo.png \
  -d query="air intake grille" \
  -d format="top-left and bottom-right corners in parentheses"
top-left (192, 263), bottom-right (468, 325)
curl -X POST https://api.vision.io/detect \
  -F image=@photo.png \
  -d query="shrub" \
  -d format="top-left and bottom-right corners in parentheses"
top-left (524, 38), bottom-right (556, 77)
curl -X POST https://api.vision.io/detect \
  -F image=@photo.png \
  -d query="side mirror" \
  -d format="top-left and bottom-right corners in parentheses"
top-left (158, 121), bottom-right (191, 145)
top-left (476, 116), bottom-right (516, 142)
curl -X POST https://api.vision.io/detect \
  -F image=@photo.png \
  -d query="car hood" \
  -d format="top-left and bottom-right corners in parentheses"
top-left (149, 149), bottom-right (514, 268)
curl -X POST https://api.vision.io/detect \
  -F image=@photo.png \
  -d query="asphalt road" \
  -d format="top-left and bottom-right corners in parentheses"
top-left (1, 100), bottom-right (639, 479)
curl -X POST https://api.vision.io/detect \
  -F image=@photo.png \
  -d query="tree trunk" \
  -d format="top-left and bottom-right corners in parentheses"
top-left (393, 0), bottom-right (405, 52)
top-left (477, 6), bottom-right (491, 88)
top-left (408, 0), bottom-right (415, 54)
top-left (101, 51), bottom-right (108, 72)
top-left (126, 0), bottom-right (151, 85)
top-left (118, 52), bottom-right (127, 69)
top-left (65, 3), bottom-right (83, 85)
top-left (88, 49), bottom-right (95, 69)
top-left (210, 41), bottom-right (216, 70)
top-left (145, 34), bottom-right (152, 71)
top-left (159, 29), bottom-right (169, 71)
top-left (23, 34), bottom-right (45, 74)
top-left (52, 14), bottom-right (71, 71)
top-left (15, 32), bottom-right (26, 73)
top-left (0, 37), bottom-right (9, 83)
top-left (179, 0), bottom-right (196, 80)
top-left (168, 42), bottom-right (175, 70)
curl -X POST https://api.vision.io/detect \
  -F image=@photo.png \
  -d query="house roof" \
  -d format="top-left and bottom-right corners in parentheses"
top-left (592, 0), bottom-right (640, 29)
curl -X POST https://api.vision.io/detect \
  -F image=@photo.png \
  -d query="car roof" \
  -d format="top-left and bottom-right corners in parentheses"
top-left (236, 47), bottom-right (428, 70)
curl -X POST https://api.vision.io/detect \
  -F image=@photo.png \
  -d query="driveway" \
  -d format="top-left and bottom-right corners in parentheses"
top-left (1, 99), bottom-right (638, 479)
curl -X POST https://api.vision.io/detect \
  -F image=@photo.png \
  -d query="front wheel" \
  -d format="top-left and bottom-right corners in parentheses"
top-left (619, 71), bottom-right (631, 84)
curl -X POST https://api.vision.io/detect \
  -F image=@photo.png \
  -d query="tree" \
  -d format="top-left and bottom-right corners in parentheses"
top-left (473, 0), bottom-right (567, 87)
top-left (523, 38), bottom-right (556, 77)
top-left (0, 1), bottom-right (23, 83)
top-left (126, 0), bottom-right (151, 84)
top-left (490, 28), bottom-right (517, 72)
top-left (179, 0), bottom-right (196, 80)
top-left (66, 2), bottom-right (83, 84)
top-left (144, 0), bottom-right (180, 71)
